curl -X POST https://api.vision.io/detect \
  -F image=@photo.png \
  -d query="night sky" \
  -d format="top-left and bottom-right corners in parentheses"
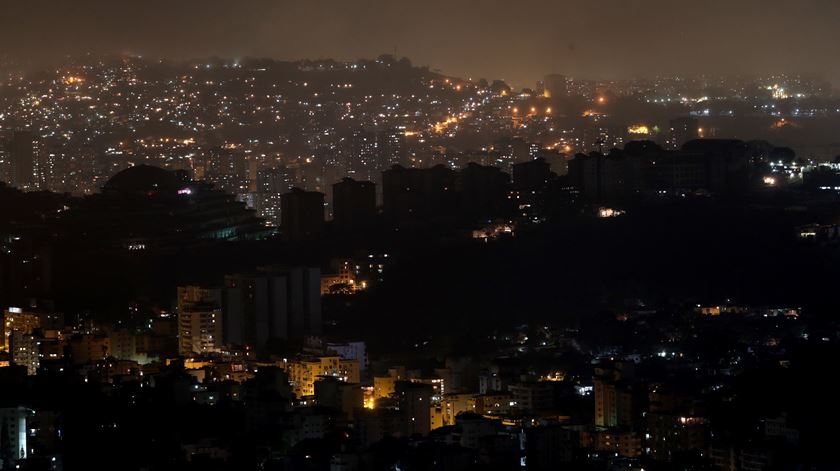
top-left (2, 0), bottom-right (839, 87)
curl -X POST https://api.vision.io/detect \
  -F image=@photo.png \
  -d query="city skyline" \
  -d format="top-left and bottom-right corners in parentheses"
top-left (1, 3), bottom-right (839, 470)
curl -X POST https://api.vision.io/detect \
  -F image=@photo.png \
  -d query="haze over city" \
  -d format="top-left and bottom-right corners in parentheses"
top-left (2, 0), bottom-right (840, 86)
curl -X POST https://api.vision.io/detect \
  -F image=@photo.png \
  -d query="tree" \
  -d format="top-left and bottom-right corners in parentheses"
top-left (770, 147), bottom-right (795, 164)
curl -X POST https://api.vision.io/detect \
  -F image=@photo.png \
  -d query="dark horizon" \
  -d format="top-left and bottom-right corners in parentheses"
top-left (2, 0), bottom-right (840, 88)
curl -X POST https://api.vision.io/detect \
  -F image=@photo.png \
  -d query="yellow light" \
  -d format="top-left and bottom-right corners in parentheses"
top-left (597, 96), bottom-right (606, 104)
top-left (627, 124), bottom-right (650, 135)
top-left (512, 107), bottom-right (519, 114)
top-left (546, 107), bottom-right (552, 114)
top-left (64, 76), bottom-right (85, 85)
top-left (530, 107), bottom-right (537, 114)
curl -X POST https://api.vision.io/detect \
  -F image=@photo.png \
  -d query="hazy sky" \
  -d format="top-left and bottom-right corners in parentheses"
top-left (2, 0), bottom-right (839, 87)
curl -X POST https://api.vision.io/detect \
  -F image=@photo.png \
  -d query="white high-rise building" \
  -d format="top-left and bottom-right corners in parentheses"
top-left (0, 407), bottom-right (31, 466)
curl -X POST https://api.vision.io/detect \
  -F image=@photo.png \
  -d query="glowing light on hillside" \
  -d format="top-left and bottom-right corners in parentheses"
top-left (64, 76), bottom-right (85, 85)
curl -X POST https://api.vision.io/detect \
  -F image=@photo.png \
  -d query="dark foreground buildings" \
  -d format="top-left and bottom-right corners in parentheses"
top-left (332, 178), bottom-right (377, 232)
top-left (382, 163), bottom-right (512, 224)
top-left (223, 267), bottom-right (322, 347)
top-left (568, 139), bottom-right (752, 202)
top-left (0, 139), bottom-right (837, 471)
top-left (280, 188), bottom-right (325, 243)
top-left (56, 165), bottom-right (272, 249)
